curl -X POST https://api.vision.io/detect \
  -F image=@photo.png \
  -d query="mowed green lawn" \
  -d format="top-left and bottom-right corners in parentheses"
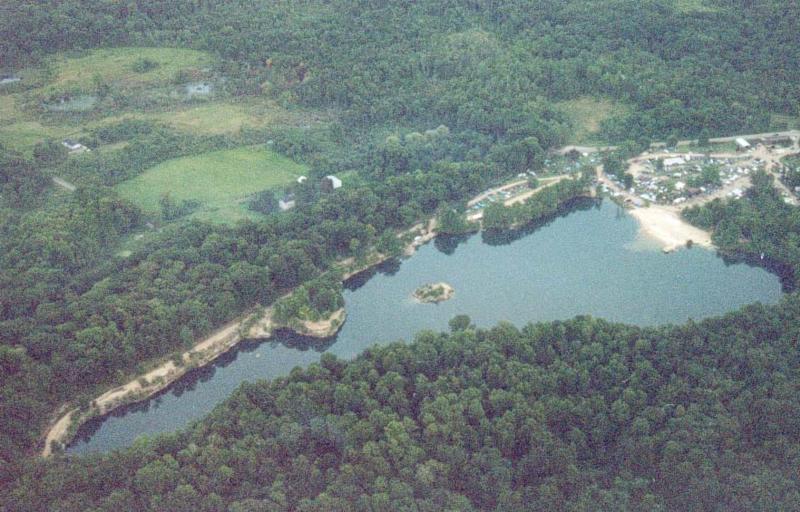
top-left (115, 147), bottom-right (307, 223)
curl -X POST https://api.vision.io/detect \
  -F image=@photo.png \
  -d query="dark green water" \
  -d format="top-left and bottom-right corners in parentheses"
top-left (68, 200), bottom-right (784, 454)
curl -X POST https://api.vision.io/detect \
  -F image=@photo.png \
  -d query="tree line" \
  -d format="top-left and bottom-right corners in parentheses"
top-left (5, 297), bottom-right (800, 510)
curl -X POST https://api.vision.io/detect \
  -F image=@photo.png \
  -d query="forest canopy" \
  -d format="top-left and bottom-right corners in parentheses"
top-left (2, 0), bottom-right (800, 507)
top-left (6, 303), bottom-right (800, 511)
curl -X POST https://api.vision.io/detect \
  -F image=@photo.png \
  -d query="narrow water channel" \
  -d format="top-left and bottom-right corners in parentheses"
top-left (69, 199), bottom-right (784, 454)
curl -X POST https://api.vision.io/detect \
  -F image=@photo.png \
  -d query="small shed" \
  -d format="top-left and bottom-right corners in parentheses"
top-left (0, 75), bottom-right (21, 85)
top-left (62, 139), bottom-right (88, 153)
top-left (664, 157), bottom-right (686, 167)
top-left (735, 138), bottom-right (751, 151)
top-left (279, 194), bottom-right (296, 211)
top-left (321, 175), bottom-right (343, 192)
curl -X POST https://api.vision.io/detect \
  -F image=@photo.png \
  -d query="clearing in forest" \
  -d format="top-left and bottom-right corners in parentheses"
top-left (556, 97), bottom-right (629, 144)
top-left (39, 47), bottom-right (212, 94)
top-left (115, 147), bottom-right (307, 224)
top-left (2, 47), bottom-right (329, 154)
top-left (670, 0), bottom-right (720, 13)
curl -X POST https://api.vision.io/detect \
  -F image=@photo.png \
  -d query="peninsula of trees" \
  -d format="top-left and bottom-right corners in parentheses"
top-left (1, 0), bottom-right (800, 505)
top-left (7, 303), bottom-right (800, 510)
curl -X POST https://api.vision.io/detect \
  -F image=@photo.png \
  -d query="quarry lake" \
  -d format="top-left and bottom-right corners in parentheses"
top-left (68, 199), bottom-right (785, 454)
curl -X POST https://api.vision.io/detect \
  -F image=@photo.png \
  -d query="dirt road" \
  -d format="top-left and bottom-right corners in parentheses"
top-left (52, 177), bottom-right (76, 192)
top-left (42, 316), bottom-right (249, 456)
top-left (42, 218), bottom-right (446, 457)
top-left (467, 175), bottom-right (570, 221)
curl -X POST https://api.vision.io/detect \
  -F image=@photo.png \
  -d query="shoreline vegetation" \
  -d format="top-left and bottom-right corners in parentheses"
top-left (413, 282), bottom-right (455, 304)
top-left (39, 161), bottom-right (739, 457)
top-left (41, 174), bottom-right (597, 457)
top-left (41, 176), bottom-right (589, 456)
top-left (41, 220), bottom-right (438, 456)
top-left (42, 161), bottom-right (739, 456)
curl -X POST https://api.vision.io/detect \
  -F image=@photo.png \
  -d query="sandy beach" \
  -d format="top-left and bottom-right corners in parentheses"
top-left (628, 205), bottom-right (712, 252)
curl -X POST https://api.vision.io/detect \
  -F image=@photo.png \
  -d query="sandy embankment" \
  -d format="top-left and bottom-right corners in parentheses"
top-left (272, 308), bottom-right (347, 338)
top-left (43, 220), bottom-right (444, 457)
top-left (42, 318), bottom-right (247, 456)
top-left (628, 205), bottom-right (712, 252)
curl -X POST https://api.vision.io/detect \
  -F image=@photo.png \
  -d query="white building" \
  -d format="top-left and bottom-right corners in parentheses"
top-left (323, 175), bottom-right (342, 190)
top-left (664, 157), bottom-right (686, 167)
top-left (62, 139), bottom-right (89, 153)
top-left (735, 138), bottom-right (751, 151)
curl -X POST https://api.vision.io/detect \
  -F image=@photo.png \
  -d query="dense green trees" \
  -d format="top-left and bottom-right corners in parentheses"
top-left (3, 0), bottom-right (800, 503)
top-left (0, 137), bottom-right (504, 478)
top-left (0, 144), bottom-right (50, 209)
top-left (3, 0), bottom-right (799, 142)
top-left (247, 190), bottom-right (279, 215)
top-left (437, 206), bottom-right (477, 235)
top-left (684, 170), bottom-right (800, 287)
top-left (7, 299), bottom-right (800, 510)
top-left (273, 273), bottom-right (344, 324)
top-left (483, 174), bottom-right (593, 231)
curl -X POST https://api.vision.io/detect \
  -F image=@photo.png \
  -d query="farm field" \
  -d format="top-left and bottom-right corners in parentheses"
top-left (0, 95), bottom-right (75, 149)
top-left (146, 100), bottom-right (326, 135)
top-left (115, 147), bottom-right (307, 224)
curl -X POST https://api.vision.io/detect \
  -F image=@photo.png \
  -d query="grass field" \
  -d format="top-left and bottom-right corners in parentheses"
top-left (1, 98), bottom-right (322, 153)
top-left (771, 114), bottom-right (800, 131)
top-left (147, 100), bottom-right (321, 135)
top-left (115, 147), bottom-right (307, 224)
top-left (1, 46), bottom-right (330, 154)
top-left (556, 97), bottom-right (629, 144)
top-left (41, 47), bottom-right (212, 94)
top-left (671, 0), bottom-right (719, 13)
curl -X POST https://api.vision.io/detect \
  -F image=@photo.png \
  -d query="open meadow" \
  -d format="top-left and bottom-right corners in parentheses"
top-left (38, 47), bottom-right (213, 94)
top-left (114, 146), bottom-right (307, 224)
top-left (555, 97), bottom-right (629, 144)
top-left (0, 47), bottom-right (323, 154)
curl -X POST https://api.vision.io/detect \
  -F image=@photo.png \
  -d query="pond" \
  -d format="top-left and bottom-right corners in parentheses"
top-left (68, 199), bottom-right (785, 454)
top-left (44, 94), bottom-right (98, 112)
top-left (185, 82), bottom-right (213, 98)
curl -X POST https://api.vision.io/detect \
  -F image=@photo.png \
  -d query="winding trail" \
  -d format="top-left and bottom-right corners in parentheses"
top-left (52, 177), bottom-right (76, 192)
top-left (42, 133), bottom-right (800, 456)
top-left (42, 317), bottom-right (247, 456)
top-left (41, 220), bottom-right (442, 457)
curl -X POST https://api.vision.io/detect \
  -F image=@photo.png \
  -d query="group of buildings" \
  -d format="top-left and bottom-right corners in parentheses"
top-left (620, 155), bottom-right (760, 206)
top-left (279, 174), bottom-right (342, 211)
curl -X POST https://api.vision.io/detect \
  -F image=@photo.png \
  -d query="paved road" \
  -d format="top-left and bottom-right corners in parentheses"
top-left (557, 130), bottom-right (800, 155)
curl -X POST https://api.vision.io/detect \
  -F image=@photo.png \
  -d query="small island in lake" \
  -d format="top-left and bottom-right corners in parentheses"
top-left (413, 282), bottom-right (454, 303)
